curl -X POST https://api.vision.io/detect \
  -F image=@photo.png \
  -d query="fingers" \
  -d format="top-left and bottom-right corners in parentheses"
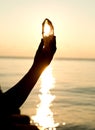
top-left (38, 36), bottom-right (56, 55)
top-left (51, 36), bottom-right (57, 54)
top-left (35, 39), bottom-right (44, 58)
top-left (37, 39), bottom-right (44, 52)
top-left (43, 36), bottom-right (56, 64)
top-left (46, 36), bottom-right (57, 55)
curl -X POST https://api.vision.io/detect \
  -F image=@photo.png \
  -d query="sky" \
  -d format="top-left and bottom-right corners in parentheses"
top-left (0, 0), bottom-right (95, 59)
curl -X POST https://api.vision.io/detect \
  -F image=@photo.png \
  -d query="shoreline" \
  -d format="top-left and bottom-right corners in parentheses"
top-left (0, 56), bottom-right (95, 61)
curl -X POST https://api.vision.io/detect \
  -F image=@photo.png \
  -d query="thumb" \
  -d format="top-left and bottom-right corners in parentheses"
top-left (37, 39), bottom-right (44, 52)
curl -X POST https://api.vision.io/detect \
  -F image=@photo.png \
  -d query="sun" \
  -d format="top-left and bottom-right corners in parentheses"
top-left (44, 20), bottom-right (51, 36)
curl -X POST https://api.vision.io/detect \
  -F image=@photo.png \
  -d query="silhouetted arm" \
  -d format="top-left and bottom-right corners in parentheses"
top-left (0, 37), bottom-right (56, 116)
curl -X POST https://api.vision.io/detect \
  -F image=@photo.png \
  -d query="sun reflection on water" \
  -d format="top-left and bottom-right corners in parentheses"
top-left (32, 65), bottom-right (58, 129)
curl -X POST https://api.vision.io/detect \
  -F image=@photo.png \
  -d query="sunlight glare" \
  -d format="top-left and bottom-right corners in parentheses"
top-left (40, 66), bottom-right (55, 93)
top-left (32, 66), bottom-right (58, 129)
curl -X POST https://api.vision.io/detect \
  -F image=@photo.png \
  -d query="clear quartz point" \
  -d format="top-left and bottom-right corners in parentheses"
top-left (42, 18), bottom-right (54, 37)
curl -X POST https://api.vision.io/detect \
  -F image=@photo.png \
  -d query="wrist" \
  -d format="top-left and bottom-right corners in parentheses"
top-left (32, 62), bottom-right (46, 74)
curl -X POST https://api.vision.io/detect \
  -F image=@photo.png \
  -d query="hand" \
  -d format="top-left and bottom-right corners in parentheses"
top-left (34, 36), bottom-right (56, 68)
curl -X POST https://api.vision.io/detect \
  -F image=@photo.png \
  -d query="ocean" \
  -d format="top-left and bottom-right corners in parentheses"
top-left (0, 57), bottom-right (95, 130)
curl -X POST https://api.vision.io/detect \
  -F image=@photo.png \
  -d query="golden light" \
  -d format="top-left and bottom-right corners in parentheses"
top-left (32, 66), bottom-right (58, 129)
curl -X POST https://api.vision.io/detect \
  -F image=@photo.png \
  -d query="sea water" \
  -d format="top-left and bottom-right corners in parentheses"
top-left (0, 57), bottom-right (95, 130)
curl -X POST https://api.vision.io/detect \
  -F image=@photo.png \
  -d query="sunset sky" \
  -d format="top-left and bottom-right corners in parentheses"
top-left (0, 0), bottom-right (95, 58)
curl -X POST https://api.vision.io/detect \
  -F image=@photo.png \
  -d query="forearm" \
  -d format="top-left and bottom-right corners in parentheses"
top-left (0, 63), bottom-right (46, 115)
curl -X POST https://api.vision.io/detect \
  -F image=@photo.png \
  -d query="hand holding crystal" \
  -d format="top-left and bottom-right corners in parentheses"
top-left (34, 18), bottom-right (56, 68)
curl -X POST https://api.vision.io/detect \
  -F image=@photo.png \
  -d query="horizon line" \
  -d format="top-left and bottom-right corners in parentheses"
top-left (0, 56), bottom-right (95, 61)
